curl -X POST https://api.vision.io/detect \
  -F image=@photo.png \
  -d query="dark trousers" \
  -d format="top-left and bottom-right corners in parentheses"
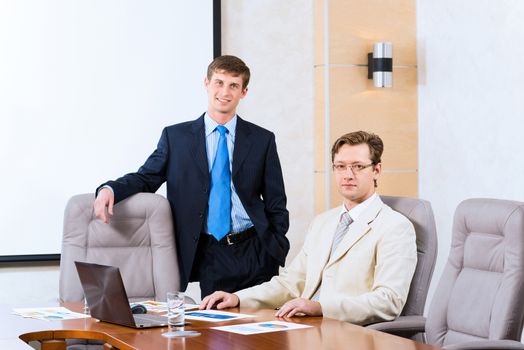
top-left (190, 231), bottom-right (279, 298)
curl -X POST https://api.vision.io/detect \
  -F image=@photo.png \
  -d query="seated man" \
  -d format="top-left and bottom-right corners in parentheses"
top-left (200, 131), bottom-right (417, 325)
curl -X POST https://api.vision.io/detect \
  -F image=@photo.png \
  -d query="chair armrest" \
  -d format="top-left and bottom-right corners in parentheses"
top-left (444, 340), bottom-right (524, 350)
top-left (367, 315), bottom-right (426, 334)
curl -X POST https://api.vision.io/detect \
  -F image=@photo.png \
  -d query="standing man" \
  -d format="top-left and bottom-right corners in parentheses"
top-left (201, 131), bottom-right (417, 325)
top-left (94, 55), bottom-right (289, 297)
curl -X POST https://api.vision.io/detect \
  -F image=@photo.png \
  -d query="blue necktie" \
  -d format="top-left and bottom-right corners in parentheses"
top-left (208, 126), bottom-right (231, 240)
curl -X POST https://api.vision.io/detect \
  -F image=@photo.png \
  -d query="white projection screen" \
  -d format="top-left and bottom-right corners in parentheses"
top-left (0, 1), bottom-right (218, 260)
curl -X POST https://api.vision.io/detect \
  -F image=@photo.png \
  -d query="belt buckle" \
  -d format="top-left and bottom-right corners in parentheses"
top-left (226, 234), bottom-right (234, 245)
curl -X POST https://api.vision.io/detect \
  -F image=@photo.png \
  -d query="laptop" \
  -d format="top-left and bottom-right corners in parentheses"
top-left (74, 261), bottom-right (169, 328)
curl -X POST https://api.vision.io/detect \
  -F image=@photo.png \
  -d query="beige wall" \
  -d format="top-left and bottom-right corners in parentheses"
top-left (314, 0), bottom-right (418, 212)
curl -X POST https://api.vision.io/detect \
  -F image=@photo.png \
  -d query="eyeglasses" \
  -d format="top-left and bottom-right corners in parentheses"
top-left (332, 163), bottom-right (374, 174)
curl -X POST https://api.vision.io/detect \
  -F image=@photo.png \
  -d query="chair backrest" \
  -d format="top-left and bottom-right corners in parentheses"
top-left (426, 198), bottom-right (524, 346)
top-left (59, 193), bottom-right (180, 302)
top-left (380, 195), bottom-right (438, 317)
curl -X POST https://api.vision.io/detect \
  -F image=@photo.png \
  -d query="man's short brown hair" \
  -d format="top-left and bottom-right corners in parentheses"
top-left (207, 55), bottom-right (251, 89)
top-left (331, 131), bottom-right (384, 165)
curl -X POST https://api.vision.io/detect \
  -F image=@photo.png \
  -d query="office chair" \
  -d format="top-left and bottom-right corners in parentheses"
top-left (60, 192), bottom-right (180, 302)
top-left (60, 193), bottom-right (181, 350)
top-left (367, 196), bottom-right (437, 341)
top-left (370, 198), bottom-right (524, 349)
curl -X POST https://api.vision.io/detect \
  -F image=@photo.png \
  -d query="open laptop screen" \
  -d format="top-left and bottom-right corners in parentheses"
top-left (74, 261), bottom-right (137, 327)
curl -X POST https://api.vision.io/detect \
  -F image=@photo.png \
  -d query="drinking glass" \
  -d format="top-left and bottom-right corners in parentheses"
top-left (83, 295), bottom-right (90, 315)
top-left (167, 291), bottom-right (185, 328)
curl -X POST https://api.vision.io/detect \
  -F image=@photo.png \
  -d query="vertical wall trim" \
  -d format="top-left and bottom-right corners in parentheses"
top-left (323, 0), bottom-right (331, 209)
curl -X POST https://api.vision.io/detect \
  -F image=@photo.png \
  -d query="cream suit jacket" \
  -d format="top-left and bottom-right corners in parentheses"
top-left (235, 195), bottom-right (417, 325)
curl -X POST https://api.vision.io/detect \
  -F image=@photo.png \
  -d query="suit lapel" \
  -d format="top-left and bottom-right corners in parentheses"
top-left (190, 115), bottom-right (209, 179)
top-left (232, 116), bottom-right (253, 177)
top-left (326, 196), bottom-right (384, 267)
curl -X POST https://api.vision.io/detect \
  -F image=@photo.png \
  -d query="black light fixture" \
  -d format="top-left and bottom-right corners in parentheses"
top-left (367, 42), bottom-right (393, 88)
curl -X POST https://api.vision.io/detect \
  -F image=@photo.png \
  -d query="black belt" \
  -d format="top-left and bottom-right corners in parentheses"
top-left (217, 227), bottom-right (257, 246)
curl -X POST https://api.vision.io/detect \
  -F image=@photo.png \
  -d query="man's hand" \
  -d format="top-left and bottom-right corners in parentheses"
top-left (200, 291), bottom-right (240, 310)
top-left (275, 298), bottom-right (322, 318)
top-left (93, 188), bottom-right (114, 224)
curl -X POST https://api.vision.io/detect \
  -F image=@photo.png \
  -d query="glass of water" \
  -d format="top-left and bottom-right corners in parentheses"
top-left (167, 291), bottom-right (185, 328)
top-left (83, 294), bottom-right (90, 315)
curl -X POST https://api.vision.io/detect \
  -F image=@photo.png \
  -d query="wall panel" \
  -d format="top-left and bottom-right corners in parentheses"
top-left (314, 0), bottom-right (418, 211)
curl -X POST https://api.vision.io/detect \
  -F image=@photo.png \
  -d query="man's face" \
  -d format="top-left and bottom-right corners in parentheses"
top-left (333, 143), bottom-right (381, 209)
top-left (205, 70), bottom-right (247, 119)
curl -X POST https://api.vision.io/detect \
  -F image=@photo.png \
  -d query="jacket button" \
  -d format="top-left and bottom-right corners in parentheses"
top-left (193, 236), bottom-right (199, 242)
top-left (203, 188), bottom-right (208, 194)
top-left (199, 212), bottom-right (203, 218)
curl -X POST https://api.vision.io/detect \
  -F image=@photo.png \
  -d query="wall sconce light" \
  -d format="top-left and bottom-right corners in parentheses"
top-left (367, 42), bottom-right (393, 88)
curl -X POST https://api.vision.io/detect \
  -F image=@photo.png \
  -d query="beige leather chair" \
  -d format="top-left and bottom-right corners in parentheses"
top-left (368, 196), bottom-right (437, 341)
top-left (59, 192), bottom-right (180, 302)
top-left (380, 196), bottom-right (438, 318)
top-left (371, 198), bottom-right (524, 349)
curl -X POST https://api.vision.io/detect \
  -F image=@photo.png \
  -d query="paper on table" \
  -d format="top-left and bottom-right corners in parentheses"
top-left (184, 309), bottom-right (254, 322)
top-left (212, 320), bottom-right (312, 335)
top-left (12, 307), bottom-right (91, 321)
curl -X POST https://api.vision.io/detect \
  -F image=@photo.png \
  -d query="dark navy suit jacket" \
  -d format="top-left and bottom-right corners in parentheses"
top-left (99, 114), bottom-right (289, 289)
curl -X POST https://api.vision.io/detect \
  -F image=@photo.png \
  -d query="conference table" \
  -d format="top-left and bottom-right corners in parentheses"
top-left (2, 302), bottom-right (443, 350)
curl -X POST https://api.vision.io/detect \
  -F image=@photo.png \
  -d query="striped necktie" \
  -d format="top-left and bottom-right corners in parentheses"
top-left (331, 212), bottom-right (353, 254)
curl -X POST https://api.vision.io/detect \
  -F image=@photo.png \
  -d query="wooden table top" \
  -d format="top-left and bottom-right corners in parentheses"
top-left (2, 302), bottom-right (442, 350)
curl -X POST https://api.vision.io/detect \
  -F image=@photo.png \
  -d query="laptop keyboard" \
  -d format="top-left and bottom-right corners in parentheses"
top-left (134, 314), bottom-right (168, 324)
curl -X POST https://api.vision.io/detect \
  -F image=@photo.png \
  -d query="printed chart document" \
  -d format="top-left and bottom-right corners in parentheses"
top-left (184, 309), bottom-right (254, 322)
top-left (213, 320), bottom-right (312, 335)
top-left (12, 307), bottom-right (90, 321)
